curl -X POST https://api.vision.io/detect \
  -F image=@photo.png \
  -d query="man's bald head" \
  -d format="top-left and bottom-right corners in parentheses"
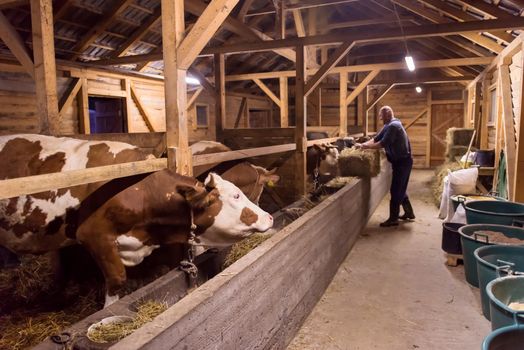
top-left (379, 106), bottom-right (394, 124)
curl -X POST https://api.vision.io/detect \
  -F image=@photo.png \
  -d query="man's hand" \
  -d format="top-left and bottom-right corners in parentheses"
top-left (354, 143), bottom-right (364, 150)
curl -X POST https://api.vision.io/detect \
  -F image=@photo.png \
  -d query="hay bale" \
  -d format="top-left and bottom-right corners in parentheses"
top-left (446, 128), bottom-right (474, 146)
top-left (339, 148), bottom-right (380, 177)
top-left (432, 161), bottom-right (462, 206)
top-left (223, 234), bottom-right (271, 268)
top-left (445, 145), bottom-right (469, 162)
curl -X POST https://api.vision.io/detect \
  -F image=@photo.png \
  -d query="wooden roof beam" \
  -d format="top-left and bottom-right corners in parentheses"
top-left (391, 0), bottom-right (504, 53)
top-left (346, 70), bottom-right (380, 105)
top-left (0, 10), bottom-right (34, 78)
top-left (292, 9), bottom-right (318, 68)
top-left (453, 0), bottom-right (516, 20)
top-left (245, 0), bottom-right (359, 17)
top-left (69, 0), bottom-right (133, 60)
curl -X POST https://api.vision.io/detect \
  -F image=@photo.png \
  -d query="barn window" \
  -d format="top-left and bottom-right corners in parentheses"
top-left (196, 104), bottom-right (209, 128)
top-left (488, 88), bottom-right (497, 126)
top-left (88, 97), bottom-right (127, 133)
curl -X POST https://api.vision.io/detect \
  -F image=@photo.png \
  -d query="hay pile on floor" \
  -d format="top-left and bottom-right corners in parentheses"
top-left (338, 148), bottom-right (380, 177)
top-left (87, 300), bottom-right (168, 344)
top-left (445, 128), bottom-right (475, 162)
top-left (432, 161), bottom-right (463, 206)
top-left (0, 291), bottom-right (100, 349)
top-left (223, 234), bottom-right (271, 269)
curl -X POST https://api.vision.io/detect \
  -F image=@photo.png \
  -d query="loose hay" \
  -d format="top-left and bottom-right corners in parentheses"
top-left (432, 161), bottom-right (462, 206)
top-left (87, 300), bottom-right (168, 344)
top-left (339, 149), bottom-right (380, 177)
top-left (223, 234), bottom-right (271, 268)
top-left (324, 176), bottom-right (357, 189)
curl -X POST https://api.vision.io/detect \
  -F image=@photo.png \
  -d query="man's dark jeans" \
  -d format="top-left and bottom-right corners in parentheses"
top-left (389, 156), bottom-right (413, 220)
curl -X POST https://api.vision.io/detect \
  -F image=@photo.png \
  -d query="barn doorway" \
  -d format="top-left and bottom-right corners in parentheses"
top-left (88, 97), bottom-right (127, 133)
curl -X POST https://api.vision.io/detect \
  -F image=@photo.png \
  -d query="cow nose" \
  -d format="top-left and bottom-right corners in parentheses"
top-left (268, 215), bottom-right (273, 222)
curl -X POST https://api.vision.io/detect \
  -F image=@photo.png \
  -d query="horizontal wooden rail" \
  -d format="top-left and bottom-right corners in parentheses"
top-left (0, 137), bottom-right (346, 200)
top-left (0, 158), bottom-right (167, 200)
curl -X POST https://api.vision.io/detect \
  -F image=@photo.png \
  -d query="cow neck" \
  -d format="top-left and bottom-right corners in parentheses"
top-left (246, 165), bottom-right (261, 201)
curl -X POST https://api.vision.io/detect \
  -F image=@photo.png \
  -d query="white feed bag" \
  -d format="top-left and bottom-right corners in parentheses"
top-left (444, 167), bottom-right (478, 222)
top-left (438, 176), bottom-right (449, 219)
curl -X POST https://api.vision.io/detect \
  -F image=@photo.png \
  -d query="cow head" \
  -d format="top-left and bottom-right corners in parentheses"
top-left (313, 144), bottom-right (339, 174)
top-left (178, 173), bottom-right (273, 247)
top-left (220, 162), bottom-right (280, 204)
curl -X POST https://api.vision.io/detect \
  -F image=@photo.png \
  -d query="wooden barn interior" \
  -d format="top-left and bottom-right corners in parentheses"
top-left (1, 0), bottom-right (524, 349)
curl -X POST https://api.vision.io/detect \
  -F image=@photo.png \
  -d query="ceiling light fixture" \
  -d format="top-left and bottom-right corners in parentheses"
top-left (185, 76), bottom-right (201, 85)
top-left (415, 86), bottom-right (422, 93)
top-left (393, 2), bottom-right (415, 72)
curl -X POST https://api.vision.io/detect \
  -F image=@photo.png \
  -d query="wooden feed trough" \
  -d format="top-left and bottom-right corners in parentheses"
top-left (33, 159), bottom-right (391, 350)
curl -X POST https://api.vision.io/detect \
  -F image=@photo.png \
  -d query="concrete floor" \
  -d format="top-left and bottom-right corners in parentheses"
top-left (287, 169), bottom-right (491, 350)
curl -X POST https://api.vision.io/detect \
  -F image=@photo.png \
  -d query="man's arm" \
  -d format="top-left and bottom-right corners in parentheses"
top-left (356, 139), bottom-right (382, 150)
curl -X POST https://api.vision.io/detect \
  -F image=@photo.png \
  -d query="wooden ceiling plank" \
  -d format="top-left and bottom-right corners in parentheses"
top-left (178, 0), bottom-right (240, 70)
top-left (0, 10), bottom-right (34, 78)
top-left (391, 0), bottom-right (503, 53)
top-left (453, 0), bottom-right (515, 20)
top-left (70, 0), bottom-right (134, 60)
top-left (111, 6), bottom-right (161, 58)
top-left (292, 9), bottom-right (317, 68)
top-left (238, 0), bottom-right (256, 22)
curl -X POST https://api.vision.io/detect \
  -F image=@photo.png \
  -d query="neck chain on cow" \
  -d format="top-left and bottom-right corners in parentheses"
top-left (313, 155), bottom-right (321, 191)
top-left (180, 208), bottom-right (199, 289)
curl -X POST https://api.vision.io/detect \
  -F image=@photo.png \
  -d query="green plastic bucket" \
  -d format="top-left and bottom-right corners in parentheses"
top-left (459, 224), bottom-right (524, 287)
top-left (486, 276), bottom-right (524, 330)
top-left (465, 200), bottom-right (524, 226)
top-left (482, 324), bottom-right (524, 350)
top-left (475, 245), bottom-right (524, 320)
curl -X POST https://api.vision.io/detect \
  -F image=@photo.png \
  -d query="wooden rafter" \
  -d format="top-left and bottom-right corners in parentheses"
top-left (0, 11), bottom-right (34, 78)
top-left (366, 83), bottom-right (395, 111)
top-left (111, 6), bottom-right (161, 58)
top-left (453, 0), bottom-right (515, 20)
top-left (70, 0), bottom-right (133, 60)
top-left (178, 0), bottom-right (240, 70)
top-left (346, 70), bottom-right (380, 106)
top-left (238, 0), bottom-right (256, 22)
top-left (187, 86), bottom-right (204, 110)
top-left (304, 41), bottom-right (355, 96)
top-left (416, 0), bottom-right (514, 44)
top-left (253, 78), bottom-right (281, 107)
top-left (245, 0), bottom-right (358, 17)
top-left (390, 0), bottom-right (504, 53)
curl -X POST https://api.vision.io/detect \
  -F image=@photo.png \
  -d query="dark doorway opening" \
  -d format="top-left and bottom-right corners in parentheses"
top-left (88, 97), bottom-right (127, 133)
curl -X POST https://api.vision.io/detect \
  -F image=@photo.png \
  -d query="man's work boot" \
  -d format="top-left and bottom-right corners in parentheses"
top-left (380, 218), bottom-right (399, 227)
top-left (400, 198), bottom-right (416, 220)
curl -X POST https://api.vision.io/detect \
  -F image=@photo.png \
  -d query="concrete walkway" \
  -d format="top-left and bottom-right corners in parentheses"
top-left (287, 170), bottom-right (491, 350)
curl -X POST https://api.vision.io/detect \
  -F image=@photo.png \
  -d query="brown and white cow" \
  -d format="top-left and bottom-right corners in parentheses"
top-left (306, 143), bottom-right (340, 185)
top-left (191, 140), bottom-right (280, 205)
top-left (0, 135), bottom-right (273, 306)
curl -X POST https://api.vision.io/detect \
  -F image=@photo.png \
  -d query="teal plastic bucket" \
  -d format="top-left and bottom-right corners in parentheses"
top-left (465, 200), bottom-right (524, 226)
top-left (459, 224), bottom-right (524, 287)
top-left (475, 245), bottom-right (524, 320)
top-left (451, 194), bottom-right (506, 213)
top-left (486, 276), bottom-right (524, 330)
top-left (482, 324), bottom-right (524, 350)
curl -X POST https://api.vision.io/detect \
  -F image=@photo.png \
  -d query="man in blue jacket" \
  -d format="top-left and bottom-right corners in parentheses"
top-left (355, 106), bottom-right (415, 227)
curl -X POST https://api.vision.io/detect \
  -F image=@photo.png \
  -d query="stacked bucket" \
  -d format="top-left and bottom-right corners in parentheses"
top-left (443, 198), bottom-right (524, 349)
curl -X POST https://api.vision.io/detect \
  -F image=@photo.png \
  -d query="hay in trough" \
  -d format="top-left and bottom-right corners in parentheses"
top-left (87, 300), bottom-right (168, 344)
top-left (432, 161), bottom-right (462, 206)
top-left (223, 234), bottom-right (271, 269)
top-left (324, 176), bottom-right (357, 189)
top-left (338, 148), bottom-right (380, 177)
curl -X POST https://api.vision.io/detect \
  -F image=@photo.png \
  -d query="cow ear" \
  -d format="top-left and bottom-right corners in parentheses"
top-left (267, 167), bottom-right (278, 175)
top-left (205, 173), bottom-right (223, 189)
top-left (177, 184), bottom-right (210, 209)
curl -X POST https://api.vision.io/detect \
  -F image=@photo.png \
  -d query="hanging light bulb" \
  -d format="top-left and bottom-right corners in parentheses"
top-left (405, 56), bottom-right (416, 72)
top-left (185, 76), bottom-right (201, 85)
top-left (415, 86), bottom-right (422, 93)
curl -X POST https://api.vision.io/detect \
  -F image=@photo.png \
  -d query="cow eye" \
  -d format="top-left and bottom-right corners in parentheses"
top-left (234, 193), bottom-right (240, 199)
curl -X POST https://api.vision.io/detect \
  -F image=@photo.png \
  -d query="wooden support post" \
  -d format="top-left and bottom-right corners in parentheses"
top-left (365, 87), bottom-right (370, 136)
top-left (77, 77), bottom-right (90, 134)
top-left (357, 90), bottom-right (366, 127)
top-left (339, 72), bottom-right (347, 136)
top-left (162, 0), bottom-right (191, 175)
top-left (215, 53), bottom-right (226, 141)
top-left (426, 89), bottom-right (432, 168)
top-left (515, 43), bottom-right (524, 202)
top-left (499, 64), bottom-right (517, 200)
top-left (481, 78), bottom-right (490, 149)
top-left (463, 87), bottom-right (471, 128)
top-left (124, 79), bottom-right (134, 132)
top-left (473, 82), bottom-right (482, 147)
top-left (279, 76), bottom-right (289, 127)
top-left (234, 97), bottom-right (247, 128)
top-left (31, 0), bottom-right (60, 135)
top-left (295, 45), bottom-right (307, 199)
top-left (275, 0), bottom-right (285, 39)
